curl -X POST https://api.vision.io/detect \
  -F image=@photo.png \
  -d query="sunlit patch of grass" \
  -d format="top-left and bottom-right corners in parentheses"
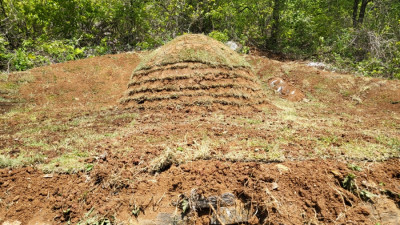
top-left (19, 122), bottom-right (69, 135)
top-left (337, 140), bottom-right (399, 161)
top-left (22, 138), bottom-right (51, 149)
top-left (375, 135), bottom-right (400, 151)
top-left (0, 153), bottom-right (46, 168)
top-left (0, 96), bottom-right (13, 102)
top-left (326, 118), bottom-right (344, 127)
top-left (381, 119), bottom-right (400, 129)
top-left (57, 131), bottom-right (111, 151)
top-left (246, 138), bottom-right (270, 150)
top-left (103, 112), bottom-right (138, 126)
top-left (0, 72), bottom-right (35, 95)
top-left (0, 82), bottom-right (18, 93)
top-left (149, 139), bottom-right (212, 173)
top-left (318, 135), bottom-right (339, 147)
top-left (0, 73), bottom-right (8, 82)
top-left (270, 99), bottom-right (300, 122)
top-left (235, 116), bottom-right (264, 126)
top-left (313, 83), bottom-right (328, 95)
top-left (223, 142), bottom-right (284, 162)
top-left (40, 150), bottom-right (90, 173)
top-left (0, 106), bottom-right (33, 118)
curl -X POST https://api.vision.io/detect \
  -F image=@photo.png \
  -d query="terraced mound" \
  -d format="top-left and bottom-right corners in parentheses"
top-left (121, 34), bottom-right (268, 111)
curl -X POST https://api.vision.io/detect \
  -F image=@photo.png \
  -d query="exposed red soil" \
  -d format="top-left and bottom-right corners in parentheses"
top-left (19, 53), bottom-right (140, 110)
top-left (1, 159), bottom-right (399, 224)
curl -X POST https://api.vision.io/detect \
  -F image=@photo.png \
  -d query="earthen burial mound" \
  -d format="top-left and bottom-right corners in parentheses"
top-left (121, 34), bottom-right (268, 111)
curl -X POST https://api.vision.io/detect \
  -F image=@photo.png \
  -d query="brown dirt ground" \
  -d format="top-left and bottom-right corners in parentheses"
top-left (0, 50), bottom-right (399, 224)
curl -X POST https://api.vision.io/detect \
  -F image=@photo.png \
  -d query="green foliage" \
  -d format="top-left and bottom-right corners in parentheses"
top-left (208, 30), bottom-right (229, 43)
top-left (181, 199), bottom-right (189, 213)
top-left (131, 205), bottom-right (140, 217)
top-left (0, 36), bottom-right (11, 69)
top-left (342, 173), bottom-right (357, 193)
top-left (40, 39), bottom-right (85, 62)
top-left (12, 49), bottom-right (34, 71)
top-left (348, 164), bottom-right (362, 171)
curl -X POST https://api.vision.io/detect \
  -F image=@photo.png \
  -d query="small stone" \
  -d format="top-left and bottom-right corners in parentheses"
top-left (43, 174), bottom-right (53, 178)
top-left (225, 41), bottom-right (242, 52)
top-left (2, 221), bottom-right (22, 225)
top-left (99, 152), bottom-right (107, 161)
top-left (271, 182), bottom-right (279, 190)
top-left (12, 195), bottom-right (20, 202)
top-left (276, 164), bottom-right (290, 173)
top-left (210, 205), bottom-right (251, 224)
top-left (2, 181), bottom-right (10, 187)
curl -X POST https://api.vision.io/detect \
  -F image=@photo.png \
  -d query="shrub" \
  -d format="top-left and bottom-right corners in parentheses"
top-left (208, 30), bottom-right (229, 43)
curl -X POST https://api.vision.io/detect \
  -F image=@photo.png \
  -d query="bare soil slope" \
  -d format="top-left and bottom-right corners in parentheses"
top-left (0, 41), bottom-right (399, 224)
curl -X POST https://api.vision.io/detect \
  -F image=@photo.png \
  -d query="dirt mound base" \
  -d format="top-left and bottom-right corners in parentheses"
top-left (268, 77), bottom-right (305, 101)
top-left (121, 34), bottom-right (268, 112)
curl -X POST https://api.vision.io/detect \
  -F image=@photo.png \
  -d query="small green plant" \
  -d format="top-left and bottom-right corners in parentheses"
top-left (342, 173), bottom-right (357, 193)
top-left (85, 164), bottom-right (94, 172)
top-left (131, 205), bottom-right (140, 217)
top-left (63, 208), bottom-right (72, 221)
top-left (181, 199), bottom-right (189, 213)
top-left (12, 49), bottom-right (35, 71)
top-left (359, 189), bottom-right (376, 202)
top-left (348, 164), bottom-right (362, 171)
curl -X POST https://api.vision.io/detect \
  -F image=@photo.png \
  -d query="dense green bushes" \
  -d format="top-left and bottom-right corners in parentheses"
top-left (0, 0), bottom-right (399, 78)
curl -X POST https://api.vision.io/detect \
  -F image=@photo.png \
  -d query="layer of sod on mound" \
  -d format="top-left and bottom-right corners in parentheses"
top-left (122, 34), bottom-right (267, 110)
top-left (135, 34), bottom-right (251, 70)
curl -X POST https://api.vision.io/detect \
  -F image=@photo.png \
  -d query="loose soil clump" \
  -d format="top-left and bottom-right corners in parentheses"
top-left (121, 34), bottom-right (268, 112)
top-left (268, 77), bottom-right (305, 101)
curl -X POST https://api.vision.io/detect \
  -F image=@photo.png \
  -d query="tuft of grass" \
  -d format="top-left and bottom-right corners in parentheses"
top-left (0, 153), bottom-right (46, 168)
top-left (337, 141), bottom-right (399, 160)
top-left (77, 208), bottom-right (113, 225)
top-left (0, 73), bottom-right (8, 82)
top-left (224, 142), bottom-right (284, 162)
top-left (149, 140), bottom-right (211, 173)
top-left (376, 135), bottom-right (400, 150)
top-left (40, 150), bottom-right (90, 173)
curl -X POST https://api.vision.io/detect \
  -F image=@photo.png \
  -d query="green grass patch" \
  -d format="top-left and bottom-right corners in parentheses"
top-left (338, 141), bottom-right (399, 160)
top-left (376, 135), bottom-right (400, 150)
top-left (223, 143), bottom-right (284, 162)
top-left (40, 150), bottom-right (90, 173)
top-left (0, 153), bottom-right (46, 168)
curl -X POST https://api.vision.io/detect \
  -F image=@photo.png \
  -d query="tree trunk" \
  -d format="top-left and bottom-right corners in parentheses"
top-left (269, 0), bottom-right (283, 49)
top-left (352, 0), bottom-right (360, 28)
top-left (357, 0), bottom-right (370, 26)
